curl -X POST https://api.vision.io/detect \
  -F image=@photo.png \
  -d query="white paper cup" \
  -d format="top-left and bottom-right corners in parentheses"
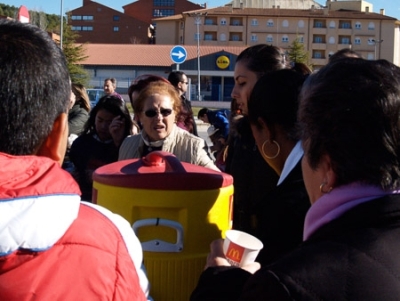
top-left (223, 229), bottom-right (263, 267)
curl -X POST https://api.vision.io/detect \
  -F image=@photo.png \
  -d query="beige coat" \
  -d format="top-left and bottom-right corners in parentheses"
top-left (119, 124), bottom-right (220, 171)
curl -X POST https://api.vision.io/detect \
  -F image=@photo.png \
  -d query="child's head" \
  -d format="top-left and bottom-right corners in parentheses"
top-left (84, 95), bottom-right (133, 140)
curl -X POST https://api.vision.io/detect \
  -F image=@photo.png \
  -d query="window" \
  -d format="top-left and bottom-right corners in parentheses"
top-left (282, 20), bottom-right (289, 27)
top-left (313, 51), bottom-right (323, 58)
top-left (339, 21), bottom-right (351, 29)
top-left (367, 38), bottom-right (375, 45)
top-left (231, 34), bottom-right (240, 41)
top-left (220, 33), bottom-right (226, 41)
top-left (232, 19), bottom-right (241, 26)
top-left (205, 19), bottom-right (214, 25)
top-left (355, 22), bottom-right (361, 29)
top-left (314, 21), bottom-right (323, 28)
top-left (82, 15), bottom-right (93, 21)
top-left (298, 36), bottom-right (304, 43)
top-left (113, 26), bottom-right (119, 32)
top-left (314, 36), bottom-right (323, 43)
top-left (340, 37), bottom-right (350, 44)
top-left (354, 37), bottom-right (361, 45)
top-left (220, 18), bottom-right (227, 25)
top-left (368, 22), bottom-right (375, 30)
top-left (251, 19), bottom-right (258, 26)
top-left (251, 34), bottom-right (258, 42)
top-left (204, 34), bottom-right (213, 41)
top-left (71, 15), bottom-right (82, 20)
top-left (267, 19), bottom-right (274, 27)
top-left (266, 35), bottom-right (273, 43)
top-left (153, 0), bottom-right (175, 6)
top-left (72, 26), bottom-right (93, 31)
top-left (153, 9), bottom-right (174, 17)
top-left (367, 53), bottom-right (374, 60)
top-left (329, 21), bottom-right (336, 28)
top-left (298, 20), bottom-right (304, 28)
top-left (281, 35), bottom-right (289, 43)
top-left (113, 15), bottom-right (120, 21)
top-left (329, 36), bottom-right (335, 44)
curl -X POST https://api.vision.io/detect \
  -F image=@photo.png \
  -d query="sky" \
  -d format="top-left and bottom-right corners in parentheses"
top-left (4, 0), bottom-right (400, 20)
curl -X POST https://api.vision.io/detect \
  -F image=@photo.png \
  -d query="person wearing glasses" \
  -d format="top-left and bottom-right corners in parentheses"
top-left (167, 71), bottom-right (198, 136)
top-left (118, 80), bottom-right (219, 171)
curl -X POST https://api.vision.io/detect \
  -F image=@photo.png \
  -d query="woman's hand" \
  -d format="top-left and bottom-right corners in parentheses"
top-left (205, 239), bottom-right (261, 274)
top-left (109, 115), bottom-right (126, 147)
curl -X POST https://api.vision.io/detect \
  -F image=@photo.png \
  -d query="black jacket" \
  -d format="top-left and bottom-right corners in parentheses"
top-left (68, 103), bottom-right (89, 136)
top-left (225, 116), bottom-right (279, 234)
top-left (191, 194), bottom-right (400, 301)
top-left (255, 161), bottom-right (310, 265)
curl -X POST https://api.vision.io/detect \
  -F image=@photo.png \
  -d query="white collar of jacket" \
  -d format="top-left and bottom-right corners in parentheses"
top-left (0, 152), bottom-right (81, 256)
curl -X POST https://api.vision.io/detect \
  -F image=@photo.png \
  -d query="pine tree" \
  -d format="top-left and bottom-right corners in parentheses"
top-left (62, 19), bottom-right (90, 86)
top-left (288, 36), bottom-right (310, 66)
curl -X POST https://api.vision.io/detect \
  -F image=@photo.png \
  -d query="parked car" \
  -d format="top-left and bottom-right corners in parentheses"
top-left (86, 88), bottom-right (106, 108)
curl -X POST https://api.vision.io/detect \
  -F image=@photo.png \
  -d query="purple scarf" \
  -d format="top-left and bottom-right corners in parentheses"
top-left (303, 183), bottom-right (397, 240)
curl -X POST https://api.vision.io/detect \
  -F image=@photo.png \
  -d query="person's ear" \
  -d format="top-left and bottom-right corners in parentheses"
top-left (36, 113), bottom-right (69, 165)
top-left (320, 154), bottom-right (337, 189)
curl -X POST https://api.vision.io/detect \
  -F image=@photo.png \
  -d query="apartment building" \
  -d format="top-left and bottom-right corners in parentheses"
top-left (155, 0), bottom-right (400, 68)
top-left (68, 0), bottom-right (205, 44)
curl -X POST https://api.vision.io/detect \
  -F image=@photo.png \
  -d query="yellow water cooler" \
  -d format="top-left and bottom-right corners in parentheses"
top-left (92, 151), bottom-right (233, 301)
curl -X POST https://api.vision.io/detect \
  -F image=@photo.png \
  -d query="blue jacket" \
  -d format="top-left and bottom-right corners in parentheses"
top-left (206, 109), bottom-right (230, 139)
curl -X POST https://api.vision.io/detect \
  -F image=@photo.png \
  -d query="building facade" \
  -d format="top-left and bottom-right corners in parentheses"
top-left (68, 0), bottom-right (206, 44)
top-left (155, 0), bottom-right (400, 68)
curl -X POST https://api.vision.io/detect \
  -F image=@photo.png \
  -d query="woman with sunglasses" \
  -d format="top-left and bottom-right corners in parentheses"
top-left (119, 80), bottom-right (219, 171)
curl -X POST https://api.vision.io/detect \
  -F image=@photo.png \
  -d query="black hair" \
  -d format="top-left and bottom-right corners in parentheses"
top-left (248, 69), bottom-right (306, 141)
top-left (167, 71), bottom-right (186, 87)
top-left (236, 44), bottom-right (289, 77)
top-left (83, 95), bottom-right (133, 137)
top-left (197, 107), bottom-right (209, 119)
top-left (0, 20), bottom-right (70, 155)
top-left (299, 58), bottom-right (400, 190)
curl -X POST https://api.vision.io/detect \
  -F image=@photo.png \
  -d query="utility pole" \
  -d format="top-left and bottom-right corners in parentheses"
top-left (60, 0), bottom-right (63, 49)
top-left (371, 39), bottom-right (383, 59)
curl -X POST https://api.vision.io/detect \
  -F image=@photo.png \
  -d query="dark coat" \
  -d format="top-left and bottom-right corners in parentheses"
top-left (225, 116), bottom-right (279, 234)
top-left (191, 194), bottom-right (400, 301)
top-left (255, 161), bottom-right (310, 265)
top-left (68, 103), bottom-right (89, 136)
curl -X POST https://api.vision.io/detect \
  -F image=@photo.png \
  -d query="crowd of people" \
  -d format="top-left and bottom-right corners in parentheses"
top-left (3, 18), bottom-right (400, 300)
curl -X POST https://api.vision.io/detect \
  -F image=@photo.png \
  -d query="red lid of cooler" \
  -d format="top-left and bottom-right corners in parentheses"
top-left (93, 151), bottom-right (233, 190)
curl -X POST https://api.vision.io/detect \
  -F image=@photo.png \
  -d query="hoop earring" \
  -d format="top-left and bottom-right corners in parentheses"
top-left (319, 183), bottom-right (333, 194)
top-left (261, 140), bottom-right (280, 159)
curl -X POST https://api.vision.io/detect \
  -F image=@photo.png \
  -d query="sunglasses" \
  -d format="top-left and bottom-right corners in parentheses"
top-left (144, 108), bottom-right (173, 118)
top-left (181, 81), bottom-right (188, 84)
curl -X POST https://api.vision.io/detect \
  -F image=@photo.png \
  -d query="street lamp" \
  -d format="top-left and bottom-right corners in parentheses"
top-left (188, 12), bottom-right (207, 100)
top-left (371, 39), bottom-right (383, 59)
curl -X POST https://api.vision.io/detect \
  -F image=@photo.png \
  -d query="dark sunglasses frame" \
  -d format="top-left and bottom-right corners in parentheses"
top-left (144, 108), bottom-right (173, 118)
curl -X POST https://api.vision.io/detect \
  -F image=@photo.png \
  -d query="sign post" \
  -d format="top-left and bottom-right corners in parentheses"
top-left (170, 45), bottom-right (187, 71)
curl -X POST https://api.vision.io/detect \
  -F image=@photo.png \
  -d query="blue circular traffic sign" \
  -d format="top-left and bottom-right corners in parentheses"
top-left (170, 45), bottom-right (187, 64)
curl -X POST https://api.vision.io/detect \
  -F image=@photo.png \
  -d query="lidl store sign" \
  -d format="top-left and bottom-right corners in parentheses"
top-left (216, 55), bottom-right (230, 69)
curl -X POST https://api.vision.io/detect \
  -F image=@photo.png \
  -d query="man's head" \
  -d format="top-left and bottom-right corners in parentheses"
top-left (104, 78), bottom-right (117, 95)
top-left (197, 107), bottom-right (209, 123)
top-left (0, 20), bottom-right (71, 163)
top-left (167, 71), bottom-right (188, 96)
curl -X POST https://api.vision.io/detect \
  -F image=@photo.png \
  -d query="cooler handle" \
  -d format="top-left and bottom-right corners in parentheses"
top-left (132, 218), bottom-right (184, 252)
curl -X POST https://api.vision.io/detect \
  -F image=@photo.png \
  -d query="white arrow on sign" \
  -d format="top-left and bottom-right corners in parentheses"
top-left (171, 51), bottom-right (185, 59)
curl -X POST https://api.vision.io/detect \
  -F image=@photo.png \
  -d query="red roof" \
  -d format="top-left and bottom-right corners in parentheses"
top-left (80, 44), bottom-right (247, 66)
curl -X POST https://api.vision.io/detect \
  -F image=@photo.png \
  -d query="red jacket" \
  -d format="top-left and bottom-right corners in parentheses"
top-left (0, 153), bottom-right (148, 300)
